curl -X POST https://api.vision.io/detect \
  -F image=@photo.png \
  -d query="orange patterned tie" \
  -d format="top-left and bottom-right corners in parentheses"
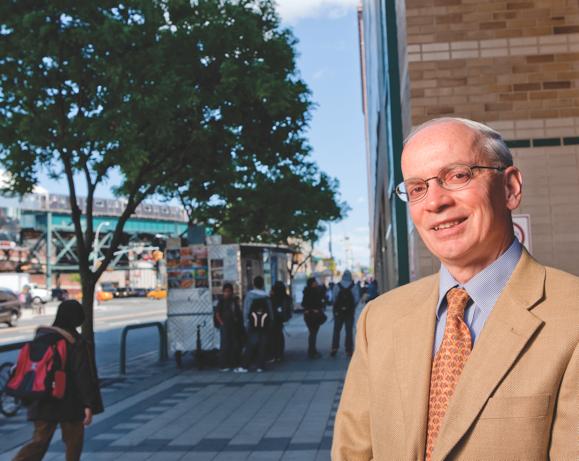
top-left (426, 287), bottom-right (471, 461)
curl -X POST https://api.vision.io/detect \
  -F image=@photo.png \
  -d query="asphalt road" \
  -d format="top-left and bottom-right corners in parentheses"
top-left (0, 297), bottom-right (168, 374)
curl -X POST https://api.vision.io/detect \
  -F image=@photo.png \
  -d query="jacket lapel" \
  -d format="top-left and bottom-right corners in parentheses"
top-left (393, 275), bottom-right (439, 459)
top-left (432, 251), bottom-right (546, 461)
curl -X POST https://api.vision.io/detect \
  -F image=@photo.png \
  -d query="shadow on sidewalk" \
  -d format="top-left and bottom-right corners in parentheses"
top-left (0, 307), bottom-right (366, 461)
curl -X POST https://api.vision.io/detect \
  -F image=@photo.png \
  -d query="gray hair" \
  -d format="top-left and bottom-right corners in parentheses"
top-left (405, 117), bottom-right (513, 167)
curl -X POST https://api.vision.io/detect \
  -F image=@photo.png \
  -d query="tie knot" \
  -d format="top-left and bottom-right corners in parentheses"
top-left (446, 287), bottom-right (470, 318)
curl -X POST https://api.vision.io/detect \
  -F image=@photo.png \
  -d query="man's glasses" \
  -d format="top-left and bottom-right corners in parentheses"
top-left (395, 164), bottom-right (506, 203)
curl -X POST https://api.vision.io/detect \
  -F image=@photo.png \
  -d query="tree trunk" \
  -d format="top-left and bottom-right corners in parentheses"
top-left (80, 274), bottom-right (96, 342)
top-left (79, 270), bottom-right (104, 414)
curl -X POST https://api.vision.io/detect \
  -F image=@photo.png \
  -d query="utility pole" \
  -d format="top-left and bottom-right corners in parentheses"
top-left (328, 222), bottom-right (334, 259)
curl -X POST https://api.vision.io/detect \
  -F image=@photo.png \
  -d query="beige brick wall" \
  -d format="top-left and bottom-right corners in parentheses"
top-left (406, 0), bottom-right (579, 124)
top-left (406, 0), bottom-right (579, 44)
top-left (404, 0), bottom-right (579, 277)
top-left (513, 145), bottom-right (579, 274)
top-left (409, 52), bottom-right (579, 124)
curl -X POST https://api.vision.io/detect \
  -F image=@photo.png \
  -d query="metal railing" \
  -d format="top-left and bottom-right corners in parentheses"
top-left (1, 322), bottom-right (169, 376)
top-left (119, 321), bottom-right (168, 375)
top-left (0, 341), bottom-right (28, 354)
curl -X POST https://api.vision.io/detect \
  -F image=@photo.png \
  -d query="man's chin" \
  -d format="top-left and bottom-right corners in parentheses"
top-left (426, 242), bottom-right (473, 266)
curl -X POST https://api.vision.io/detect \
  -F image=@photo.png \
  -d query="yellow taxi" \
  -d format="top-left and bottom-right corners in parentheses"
top-left (96, 291), bottom-right (113, 301)
top-left (147, 288), bottom-right (167, 300)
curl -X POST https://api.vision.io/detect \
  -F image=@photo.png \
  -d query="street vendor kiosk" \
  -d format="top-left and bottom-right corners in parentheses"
top-left (165, 238), bottom-right (291, 366)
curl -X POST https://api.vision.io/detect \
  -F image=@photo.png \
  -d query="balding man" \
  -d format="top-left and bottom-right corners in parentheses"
top-left (332, 118), bottom-right (578, 461)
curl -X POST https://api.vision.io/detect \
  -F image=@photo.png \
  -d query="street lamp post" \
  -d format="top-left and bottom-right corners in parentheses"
top-left (92, 221), bottom-right (110, 306)
top-left (92, 221), bottom-right (111, 271)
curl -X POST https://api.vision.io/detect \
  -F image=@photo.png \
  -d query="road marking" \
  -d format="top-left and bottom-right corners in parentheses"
top-left (0, 308), bottom-right (167, 345)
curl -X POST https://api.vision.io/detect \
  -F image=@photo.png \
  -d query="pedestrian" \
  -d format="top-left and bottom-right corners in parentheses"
top-left (213, 283), bottom-right (244, 371)
top-left (330, 270), bottom-right (360, 357)
top-left (12, 300), bottom-right (102, 461)
top-left (365, 278), bottom-right (378, 303)
top-left (302, 277), bottom-right (326, 359)
top-left (269, 281), bottom-right (291, 362)
top-left (332, 118), bottom-right (578, 460)
top-left (356, 280), bottom-right (365, 300)
top-left (21, 285), bottom-right (32, 310)
top-left (235, 276), bottom-right (272, 372)
top-left (327, 281), bottom-right (335, 306)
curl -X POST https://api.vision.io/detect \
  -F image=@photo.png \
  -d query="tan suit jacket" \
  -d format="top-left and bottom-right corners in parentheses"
top-left (332, 250), bottom-right (578, 460)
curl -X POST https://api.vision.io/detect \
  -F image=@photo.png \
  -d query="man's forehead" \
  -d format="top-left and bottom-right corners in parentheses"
top-left (402, 122), bottom-right (481, 174)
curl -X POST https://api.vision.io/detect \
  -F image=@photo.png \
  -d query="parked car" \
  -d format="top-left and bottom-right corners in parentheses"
top-left (28, 284), bottom-right (51, 304)
top-left (114, 287), bottom-right (133, 298)
top-left (100, 282), bottom-right (117, 294)
top-left (133, 288), bottom-right (148, 297)
top-left (0, 289), bottom-right (22, 327)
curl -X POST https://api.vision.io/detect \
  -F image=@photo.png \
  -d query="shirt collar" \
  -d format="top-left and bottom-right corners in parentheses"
top-left (437, 238), bottom-right (523, 318)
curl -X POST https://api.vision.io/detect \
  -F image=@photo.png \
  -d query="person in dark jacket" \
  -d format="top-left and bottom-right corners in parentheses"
top-left (13, 300), bottom-right (102, 461)
top-left (302, 277), bottom-right (326, 359)
top-left (214, 283), bottom-right (244, 371)
top-left (331, 270), bottom-right (360, 357)
top-left (235, 276), bottom-right (273, 373)
top-left (269, 281), bottom-right (291, 362)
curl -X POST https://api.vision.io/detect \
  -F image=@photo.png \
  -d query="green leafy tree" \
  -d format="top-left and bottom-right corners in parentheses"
top-left (176, 162), bottom-right (347, 244)
top-left (0, 0), bottom-right (346, 340)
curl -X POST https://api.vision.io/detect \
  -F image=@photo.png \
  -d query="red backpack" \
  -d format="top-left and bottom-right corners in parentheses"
top-left (5, 327), bottom-right (73, 400)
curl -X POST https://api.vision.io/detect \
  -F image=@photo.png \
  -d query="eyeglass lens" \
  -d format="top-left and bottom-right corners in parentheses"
top-left (399, 164), bottom-right (474, 202)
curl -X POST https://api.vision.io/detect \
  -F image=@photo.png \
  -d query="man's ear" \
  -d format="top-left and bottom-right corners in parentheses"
top-left (504, 166), bottom-right (523, 210)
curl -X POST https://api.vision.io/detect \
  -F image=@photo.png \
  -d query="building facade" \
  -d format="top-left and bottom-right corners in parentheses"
top-left (359, 0), bottom-right (579, 290)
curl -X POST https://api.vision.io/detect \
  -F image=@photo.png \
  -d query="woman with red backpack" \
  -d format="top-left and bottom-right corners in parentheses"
top-left (12, 300), bottom-right (102, 461)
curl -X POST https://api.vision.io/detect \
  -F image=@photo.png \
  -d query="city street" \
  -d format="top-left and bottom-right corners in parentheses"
top-left (0, 297), bottom-right (167, 370)
top-left (0, 301), bottom-right (357, 460)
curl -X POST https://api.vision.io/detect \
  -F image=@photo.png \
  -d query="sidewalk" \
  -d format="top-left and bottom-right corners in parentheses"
top-left (0, 309), bottom-right (357, 461)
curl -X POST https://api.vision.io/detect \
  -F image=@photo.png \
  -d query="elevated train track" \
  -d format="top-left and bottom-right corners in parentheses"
top-left (0, 191), bottom-right (188, 281)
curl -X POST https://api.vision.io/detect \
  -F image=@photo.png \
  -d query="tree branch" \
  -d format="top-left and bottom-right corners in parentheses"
top-left (177, 188), bottom-right (194, 224)
top-left (61, 151), bottom-right (90, 276)
top-left (82, 158), bottom-right (95, 252)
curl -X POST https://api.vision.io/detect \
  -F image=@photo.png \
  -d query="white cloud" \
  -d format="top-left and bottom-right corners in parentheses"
top-left (275, 0), bottom-right (359, 24)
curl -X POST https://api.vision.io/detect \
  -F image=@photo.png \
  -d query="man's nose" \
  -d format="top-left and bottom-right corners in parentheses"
top-left (424, 179), bottom-right (453, 212)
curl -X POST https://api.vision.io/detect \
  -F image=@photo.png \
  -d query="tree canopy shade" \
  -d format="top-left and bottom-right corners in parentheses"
top-left (0, 0), bottom-right (346, 338)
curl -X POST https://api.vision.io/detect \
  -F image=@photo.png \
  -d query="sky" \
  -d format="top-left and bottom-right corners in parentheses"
top-left (37, 0), bottom-right (370, 269)
top-left (278, 0), bottom-right (369, 269)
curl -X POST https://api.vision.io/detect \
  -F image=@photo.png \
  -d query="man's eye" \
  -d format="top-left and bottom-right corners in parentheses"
top-left (408, 184), bottom-right (426, 197)
top-left (447, 171), bottom-right (469, 183)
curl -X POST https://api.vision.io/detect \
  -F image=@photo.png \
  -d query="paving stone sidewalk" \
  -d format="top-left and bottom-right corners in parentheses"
top-left (0, 309), bottom-right (357, 461)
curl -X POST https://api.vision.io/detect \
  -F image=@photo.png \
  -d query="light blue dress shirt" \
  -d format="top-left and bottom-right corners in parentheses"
top-left (434, 238), bottom-right (523, 355)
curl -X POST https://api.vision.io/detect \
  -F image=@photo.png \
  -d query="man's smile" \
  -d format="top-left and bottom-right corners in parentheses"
top-left (431, 217), bottom-right (467, 232)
